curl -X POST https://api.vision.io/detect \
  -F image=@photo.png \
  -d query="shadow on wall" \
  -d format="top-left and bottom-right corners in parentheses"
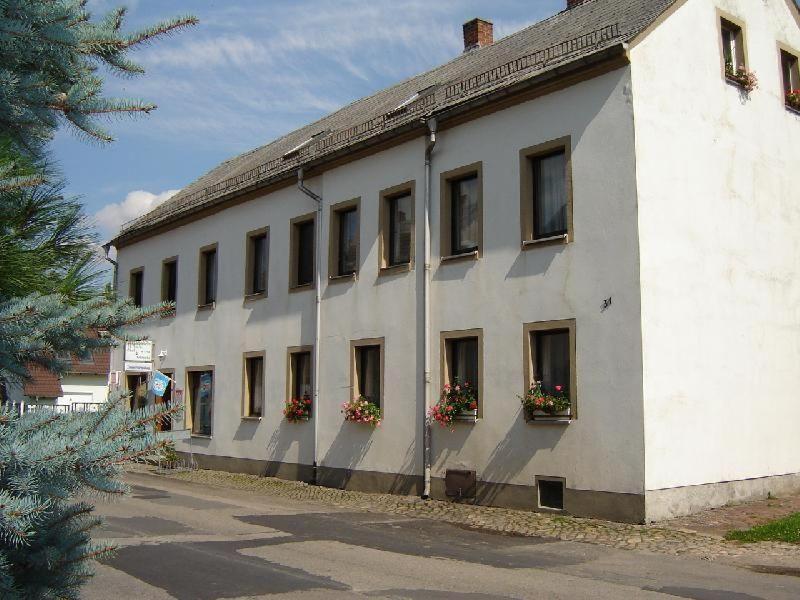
top-left (478, 408), bottom-right (566, 506)
top-left (387, 439), bottom-right (419, 495)
top-left (430, 420), bottom-right (475, 470)
top-left (263, 420), bottom-right (310, 477)
top-left (504, 243), bottom-right (565, 280)
top-left (319, 422), bottom-right (375, 488)
top-left (233, 418), bottom-right (260, 441)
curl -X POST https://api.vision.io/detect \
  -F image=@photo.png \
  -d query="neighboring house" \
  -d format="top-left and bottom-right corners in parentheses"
top-left (8, 347), bottom-right (111, 412)
top-left (109, 0), bottom-right (800, 523)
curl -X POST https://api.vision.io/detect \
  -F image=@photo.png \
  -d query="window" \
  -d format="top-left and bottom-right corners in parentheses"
top-left (161, 258), bottom-right (177, 305)
top-left (129, 268), bottom-right (143, 307)
top-left (536, 477), bottom-right (565, 511)
top-left (245, 228), bottom-right (269, 296)
top-left (524, 319), bottom-right (577, 414)
top-left (198, 244), bottom-right (217, 307)
top-left (243, 353), bottom-right (264, 418)
top-left (441, 329), bottom-right (483, 415)
top-left (379, 182), bottom-right (415, 271)
top-left (720, 17), bottom-right (746, 74)
top-left (520, 138), bottom-right (572, 246)
top-left (440, 163), bottom-right (482, 259)
top-left (329, 199), bottom-right (359, 278)
top-left (781, 49), bottom-right (800, 107)
top-left (290, 214), bottom-right (315, 289)
top-left (451, 176), bottom-right (479, 254)
top-left (287, 348), bottom-right (312, 400)
top-left (352, 339), bottom-right (384, 407)
top-left (187, 369), bottom-right (213, 436)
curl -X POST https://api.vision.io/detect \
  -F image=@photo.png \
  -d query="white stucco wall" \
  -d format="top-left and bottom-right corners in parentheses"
top-left (115, 65), bottom-right (645, 496)
top-left (630, 0), bottom-right (800, 492)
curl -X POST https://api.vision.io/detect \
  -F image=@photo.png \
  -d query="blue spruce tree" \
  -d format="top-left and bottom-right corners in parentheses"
top-left (0, 1), bottom-right (196, 597)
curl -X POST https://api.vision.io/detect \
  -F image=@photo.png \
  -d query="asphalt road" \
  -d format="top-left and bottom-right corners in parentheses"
top-left (84, 472), bottom-right (800, 599)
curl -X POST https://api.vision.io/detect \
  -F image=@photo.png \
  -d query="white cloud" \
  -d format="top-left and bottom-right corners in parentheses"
top-left (94, 189), bottom-right (180, 239)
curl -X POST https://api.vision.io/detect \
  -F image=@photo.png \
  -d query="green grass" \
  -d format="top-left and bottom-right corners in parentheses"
top-left (725, 513), bottom-right (800, 543)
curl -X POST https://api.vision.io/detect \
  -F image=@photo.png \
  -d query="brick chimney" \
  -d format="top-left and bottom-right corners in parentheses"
top-left (567, 0), bottom-right (590, 8)
top-left (463, 18), bottom-right (493, 52)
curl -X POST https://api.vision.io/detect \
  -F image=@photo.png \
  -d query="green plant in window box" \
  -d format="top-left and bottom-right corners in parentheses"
top-left (429, 380), bottom-right (478, 428)
top-left (284, 394), bottom-right (311, 422)
top-left (725, 61), bottom-right (758, 92)
top-left (787, 89), bottom-right (800, 111)
top-left (521, 381), bottom-right (571, 421)
top-left (342, 397), bottom-right (382, 426)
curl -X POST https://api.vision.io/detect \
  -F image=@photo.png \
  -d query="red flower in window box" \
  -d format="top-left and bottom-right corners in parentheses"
top-left (725, 62), bottom-right (758, 93)
top-left (284, 394), bottom-right (311, 422)
top-left (520, 381), bottom-right (571, 421)
top-left (429, 379), bottom-right (477, 429)
top-left (342, 397), bottom-right (382, 426)
top-left (787, 89), bottom-right (800, 111)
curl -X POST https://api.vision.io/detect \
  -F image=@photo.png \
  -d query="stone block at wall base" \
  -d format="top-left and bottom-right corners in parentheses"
top-left (645, 472), bottom-right (800, 522)
top-left (429, 477), bottom-right (646, 524)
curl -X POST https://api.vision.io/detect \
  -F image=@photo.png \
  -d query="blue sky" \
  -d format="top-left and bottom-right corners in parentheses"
top-left (53, 0), bottom-right (565, 240)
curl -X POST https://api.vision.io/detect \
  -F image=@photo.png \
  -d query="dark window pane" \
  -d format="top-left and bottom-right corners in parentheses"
top-left (451, 176), bottom-right (479, 254)
top-left (131, 271), bottom-right (143, 307)
top-left (535, 330), bottom-right (570, 395)
top-left (296, 221), bottom-right (314, 286)
top-left (251, 233), bottom-right (268, 294)
top-left (190, 370), bottom-right (213, 435)
top-left (357, 345), bottom-right (381, 405)
top-left (164, 261), bottom-right (177, 303)
top-left (247, 356), bottom-right (264, 417)
top-left (449, 337), bottom-right (478, 399)
top-left (203, 250), bottom-right (217, 305)
top-left (389, 193), bottom-right (412, 266)
top-left (533, 151), bottom-right (567, 239)
top-left (338, 208), bottom-right (358, 275)
top-left (292, 352), bottom-right (311, 399)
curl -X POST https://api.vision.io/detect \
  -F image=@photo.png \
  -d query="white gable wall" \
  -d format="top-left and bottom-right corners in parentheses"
top-left (630, 0), bottom-right (800, 516)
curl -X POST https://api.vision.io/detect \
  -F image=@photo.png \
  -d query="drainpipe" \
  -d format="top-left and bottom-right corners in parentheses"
top-left (102, 242), bottom-right (119, 392)
top-left (297, 168), bottom-right (322, 486)
top-left (422, 118), bottom-right (437, 499)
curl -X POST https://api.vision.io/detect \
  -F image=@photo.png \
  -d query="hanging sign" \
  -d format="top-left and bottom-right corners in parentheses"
top-left (124, 341), bottom-right (153, 362)
top-left (124, 361), bottom-right (153, 373)
top-left (149, 370), bottom-right (171, 397)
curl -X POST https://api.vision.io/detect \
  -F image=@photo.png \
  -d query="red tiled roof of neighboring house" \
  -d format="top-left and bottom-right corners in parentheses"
top-left (23, 365), bottom-right (63, 398)
top-left (68, 347), bottom-right (111, 376)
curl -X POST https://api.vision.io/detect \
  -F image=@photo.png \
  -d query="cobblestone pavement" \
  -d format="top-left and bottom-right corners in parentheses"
top-left (129, 465), bottom-right (800, 567)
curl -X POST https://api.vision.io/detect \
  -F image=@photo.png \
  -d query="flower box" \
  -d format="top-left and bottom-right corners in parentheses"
top-left (454, 408), bottom-right (478, 423)
top-left (525, 408), bottom-right (572, 423)
top-left (725, 63), bottom-right (758, 93)
top-left (342, 397), bottom-right (382, 427)
top-left (284, 395), bottom-right (312, 423)
top-left (430, 381), bottom-right (478, 429)
top-left (520, 381), bottom-right (571, 424)
top-left (787, 90), bottom-right (800, 112)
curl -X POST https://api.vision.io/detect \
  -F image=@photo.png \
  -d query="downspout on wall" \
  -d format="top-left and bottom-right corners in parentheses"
top-left (422, 118), bottom-right (437, 499)
top-left (297, 168), bottom-right (322, 486)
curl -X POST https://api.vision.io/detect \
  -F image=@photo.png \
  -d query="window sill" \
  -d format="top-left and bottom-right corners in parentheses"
top-left (289, 283), bottom-right (314, 294)
top-left (723, 75), bottom-right (751, 92)
top-left (379, 262), bottom-right (413, 277)
top-left (453, 409), bottom-right (478, 423)
top-left (244, 292), bottom-right (267, 302)
top-left (328, 272), bottom-right (357, 283)
top-left (441, 250), bottom-right (479, 264)
top-left (786, 104), bottom-right (800, 117)
top-left (196, 302), bottom-right (215, 311)
top-left (190, 434), bottom-right (212, 439)
top-left (522, 234), bottom-right (568, 250)
top-left (160, 309), bottom-right (176, 319)
top-left (241, 416), bottom-right (262, 422)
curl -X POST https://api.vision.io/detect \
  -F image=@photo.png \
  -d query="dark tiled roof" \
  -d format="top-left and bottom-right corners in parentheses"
top-left (68, 347), bottom-right (110, 376)
top-left (23, 365), bottom-right (63, 399)
top-left (116, 0), bottom-right (676, 243)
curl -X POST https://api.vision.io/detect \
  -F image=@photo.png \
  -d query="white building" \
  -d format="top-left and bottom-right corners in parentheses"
top-left (110, 0), bottom-right (800, 523)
